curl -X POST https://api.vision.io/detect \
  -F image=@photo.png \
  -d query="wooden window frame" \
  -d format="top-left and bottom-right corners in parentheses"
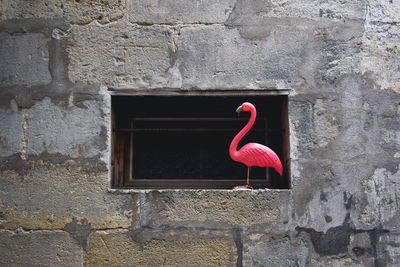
top-left (110, 89), bottom-right (290, 189)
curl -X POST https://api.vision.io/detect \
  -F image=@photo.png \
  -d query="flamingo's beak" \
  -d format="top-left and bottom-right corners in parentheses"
top-left (236, 105), bottom-right (243, 114)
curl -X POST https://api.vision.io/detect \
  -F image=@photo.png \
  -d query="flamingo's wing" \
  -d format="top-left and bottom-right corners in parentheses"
top-left (239, 143), bottom-right (283, 175)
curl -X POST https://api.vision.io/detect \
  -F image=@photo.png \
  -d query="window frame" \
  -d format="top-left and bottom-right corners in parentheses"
top-left (110, 89), bottom-right (290, 190)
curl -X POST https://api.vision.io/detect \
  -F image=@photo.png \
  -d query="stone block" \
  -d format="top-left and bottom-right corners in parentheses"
top-left (0, 230), bottom-right (83, 266)
top-left (377, 233), bottom-right (400, 266)
top-left (67, 23), bottom-right (174, 88)
top-left (0, 160), bottom-right (134, 230)
top-left (176, 20), bottom-right (362, 90)
top-left (1, 0), bottom-right (126, 24)
top-left (86, 230), bottom-right (237, 266)
top-left (289, 101), bottom-right (314, 158)
top-left (176, 24), bottom-right (311, 90)
top-left (312, 99), bottom-right (339, 148)
top-left (242, 233), bottom-right (309, 267)
top-left (311, 22), bottom-right (364, 86)
top-left (310, 257), bottom-right (363, 267)
top-left (127, 0), bottom-right (235, 24)
top-left (0, 100), bottom-right (22, 158)
top-left (361, 23), bottom-right (400, 92)
top-left (262, 0), bottom-right (366, 20)
top-left (348, 232), bottom-right (376, 266)
top-left (0, 32), bottom-right (51, 87)
top-left (367, 0), bottom-right (400, 23)
top-left (354, 168), bottom-right (400, 229)
top-left (27, 97), bottom-right (107, 159)
top-left (139, 189), bottom-right (289, 228)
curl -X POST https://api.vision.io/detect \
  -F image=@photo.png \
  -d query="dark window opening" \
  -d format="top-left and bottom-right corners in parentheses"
top-left (112, 94), bottom-right (290, 189)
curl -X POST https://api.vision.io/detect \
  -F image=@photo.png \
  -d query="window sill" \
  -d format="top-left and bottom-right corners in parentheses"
top-left (107, 187), bottom-right (291, 194)
top-left (108, 187), bottom-right (291, 228)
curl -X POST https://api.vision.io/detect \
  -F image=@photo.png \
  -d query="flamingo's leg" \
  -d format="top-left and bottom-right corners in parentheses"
top-left (246, 166), bottom-right (251, 187)
top-left (243, 167), bottom-right (253, 189)
top-left (233, 167), bottom-right (253, 190)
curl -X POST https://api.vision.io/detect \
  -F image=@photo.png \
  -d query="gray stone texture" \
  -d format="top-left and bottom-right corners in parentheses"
top-left (264, 0), bottom-right (366, 20)
top-left (27, 97), bottom-right (107, 158)
top-left (367, 0), bottom-right (400, 23)
top-left (0, 230), bottom-right (83, 266)
top-left (0, 160), bottom-right (134, 230)
top-left (137, 189), bottom-right (289, 229)
top-left (354, 167), bottom-right (400, 230)
top-left (289, 74), bottom-right (400, 233)
top-left (243, 234), bottom-right (309, 266)
top-left (1, 0), bottom-right (126, 24)
top-left (377, 233), bottom-right (400, 266)
top-left (0, 100), bottom-right (22, 158)
top-left (362, 19), bottom-right (400, 92)
top-left (0, 32), bottom-right (51, 87)
top-left (128, 0), bottom-right (236, 24)
top-left (310, 257), bottom-right (364, 267)
top-left (86, 230), bottom-right (237, 266)
top-left (174, 18), bottom-right (364, 91)
top-left (176, 23), bottom-right (310, 90)
top-left (348, 232), bottom-right (376, 266)
top-left (0, 0), bottom-right (400, 265)
top-left (67, 22), bottom-right (175, 88)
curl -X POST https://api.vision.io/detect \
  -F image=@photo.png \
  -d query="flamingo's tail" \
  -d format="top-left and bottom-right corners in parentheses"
top-left (271, 155), bottom-right (283, 176)
top-left (274, 162), bottom-right (283, 176)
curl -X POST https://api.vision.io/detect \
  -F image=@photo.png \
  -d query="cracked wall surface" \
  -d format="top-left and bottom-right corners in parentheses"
top-left (0, 0), bottom-right (399, 266)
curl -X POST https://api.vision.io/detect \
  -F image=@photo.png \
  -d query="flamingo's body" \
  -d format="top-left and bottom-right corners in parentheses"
top-left (229, 102), bottom-right (283, 189)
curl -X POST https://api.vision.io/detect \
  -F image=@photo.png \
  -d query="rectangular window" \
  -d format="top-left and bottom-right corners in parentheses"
top-left (111, 92), bottom-right (290, 189)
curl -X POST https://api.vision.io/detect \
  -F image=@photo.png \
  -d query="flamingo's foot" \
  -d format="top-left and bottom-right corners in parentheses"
top-left (233, 185), bottom-right (253, 190)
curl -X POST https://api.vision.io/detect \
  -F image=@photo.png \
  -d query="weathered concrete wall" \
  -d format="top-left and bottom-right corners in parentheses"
top-left (0, 0), bottom-right (399, 266)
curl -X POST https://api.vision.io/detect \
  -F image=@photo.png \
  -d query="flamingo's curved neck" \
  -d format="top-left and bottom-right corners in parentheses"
top-left (229, 106), bottom-right (256, 160)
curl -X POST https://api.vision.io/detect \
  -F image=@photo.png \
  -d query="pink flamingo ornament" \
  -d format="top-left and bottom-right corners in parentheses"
top-left (229, 102), bottom-right (283, 189)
